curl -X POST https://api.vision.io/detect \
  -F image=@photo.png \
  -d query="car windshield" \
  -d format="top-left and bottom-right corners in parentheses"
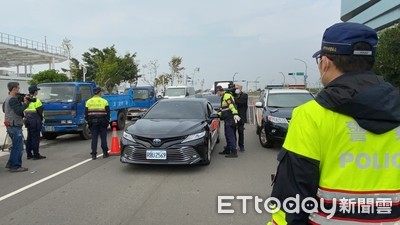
top-left (204, 95), bottom-right (221, 104)
top-left (166, 88), bottom-right (185, 96)
top-left (144, 101), bottom-right (204, 119)
top-left (133, 89), bottom-right (149, 100)
top-left (267, 93), bottom-right (313, 108)
top-left (38, 84), bottom-right (76, 103)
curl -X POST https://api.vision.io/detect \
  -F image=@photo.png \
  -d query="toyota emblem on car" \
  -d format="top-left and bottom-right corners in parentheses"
top-left (152, 138), bottom-right (162, 146)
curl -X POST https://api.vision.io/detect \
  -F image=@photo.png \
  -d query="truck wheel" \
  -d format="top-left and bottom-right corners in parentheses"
top-left (117, 111), bottom-right (126, 130)
top-left (42, 132), bottom-right (58, 140)
top-left (79, 124), bottom-right (92, 140)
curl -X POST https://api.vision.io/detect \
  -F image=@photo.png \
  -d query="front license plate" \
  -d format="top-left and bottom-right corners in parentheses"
top-left (146, 150), bottom-right (167, 160)
top-left (45, 126), bottom-right (55, 132)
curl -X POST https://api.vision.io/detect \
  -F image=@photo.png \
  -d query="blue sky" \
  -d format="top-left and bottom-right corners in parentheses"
top-left (1, 0), bottom-right (341, 90)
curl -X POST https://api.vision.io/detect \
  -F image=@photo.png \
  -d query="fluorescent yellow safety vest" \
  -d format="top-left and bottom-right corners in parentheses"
top-left (85, 95), bottom-right (109, 117)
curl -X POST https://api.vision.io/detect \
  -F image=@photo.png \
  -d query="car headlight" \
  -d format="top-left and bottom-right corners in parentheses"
top-left (181, 131), bottom-right (206, 143)
top-left (123, 131), bottom-right (136, 142)
top-left (268, 116), bottom-right (288, 124)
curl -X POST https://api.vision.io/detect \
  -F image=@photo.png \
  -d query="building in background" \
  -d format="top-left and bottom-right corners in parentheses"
top-left (341, 0), bottom-right (400, 31)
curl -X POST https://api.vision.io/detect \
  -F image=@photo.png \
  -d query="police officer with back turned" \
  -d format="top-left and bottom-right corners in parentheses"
top-left (85, 87), bottom-right (110, 160)
top-left (268, 22), bottom-right (400, 224)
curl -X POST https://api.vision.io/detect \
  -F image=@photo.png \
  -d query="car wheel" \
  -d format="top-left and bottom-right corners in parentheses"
top-left (259, 126), bottom-right (274, 148)
top-left (202, 137), bottom-right (212, 165)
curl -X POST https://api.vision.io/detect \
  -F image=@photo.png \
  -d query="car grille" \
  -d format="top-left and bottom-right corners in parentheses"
top-left (123, 146), bottom-right (200, 164)
top-left (44, 110), bottom-right (72, 117)
top-left (133, 135), bottom-right (185, 146)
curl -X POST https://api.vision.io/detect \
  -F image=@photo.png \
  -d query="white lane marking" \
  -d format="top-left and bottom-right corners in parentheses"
top-left (0, 154), bottom-right (103, 202)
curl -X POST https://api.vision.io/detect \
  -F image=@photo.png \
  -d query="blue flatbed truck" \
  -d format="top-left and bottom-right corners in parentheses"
top-left (37, 82), bottom-right (134, 140)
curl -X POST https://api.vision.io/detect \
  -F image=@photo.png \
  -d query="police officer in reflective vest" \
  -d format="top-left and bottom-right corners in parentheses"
top-left (85, 87), bottom-right (110, 160)
top-left (24, 85), bottom-right (46, 160)
top-left (268, 22), bottom-right (400, 224)
top-left (216, 86), bottom-right (240, 158)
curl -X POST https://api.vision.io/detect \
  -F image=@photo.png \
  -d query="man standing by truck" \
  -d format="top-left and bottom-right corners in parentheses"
top-left (85, 87), bottom-right (110, 160)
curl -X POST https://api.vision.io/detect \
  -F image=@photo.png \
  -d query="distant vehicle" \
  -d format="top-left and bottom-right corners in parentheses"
top-left (164, 86), bottom-right (195, 98)
top-left (195, 94), bottom-right (221, 111)
top-left (120, 98), bottom-right (220, 165)
top-left (38, 82), bottom-right (134, 140)
top-left (212, 80), bottom-right (234, 94)
top-left (254, 89), bottom-right (314, 148)
top-left (124, 86), bottom-right (158, 120)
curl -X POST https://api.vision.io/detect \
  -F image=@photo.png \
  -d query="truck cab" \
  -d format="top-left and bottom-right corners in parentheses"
top-left (125, 86), bottom-right (157, 120)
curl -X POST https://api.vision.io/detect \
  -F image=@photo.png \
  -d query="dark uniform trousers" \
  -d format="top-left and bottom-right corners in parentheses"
top-left (224, 121), bottom-right (236, 151)
top-left (90, 120), bottom-right (109, 156)
top-left (25, 115), bottom-right (42, 157)
top-left (234, 120), bottom-right (245, 148)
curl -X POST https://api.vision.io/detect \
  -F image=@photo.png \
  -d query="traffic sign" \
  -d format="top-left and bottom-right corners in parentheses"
top-left (288, 72), bottom-right (304, 76)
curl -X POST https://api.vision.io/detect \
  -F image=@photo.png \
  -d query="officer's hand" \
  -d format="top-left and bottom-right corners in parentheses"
top-left (234, 115), bottom-right (241, 123)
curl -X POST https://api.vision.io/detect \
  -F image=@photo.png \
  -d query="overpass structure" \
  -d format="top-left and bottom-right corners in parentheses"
top-left (0, 32), bottom-right (69, 76)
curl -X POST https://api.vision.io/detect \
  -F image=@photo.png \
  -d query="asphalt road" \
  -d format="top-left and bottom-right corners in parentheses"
top-left (0, 121), bottom-right (281, 225)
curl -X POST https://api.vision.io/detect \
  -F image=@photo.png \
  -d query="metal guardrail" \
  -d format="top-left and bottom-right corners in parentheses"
top-left (0, 32), bottom-right (68, 57)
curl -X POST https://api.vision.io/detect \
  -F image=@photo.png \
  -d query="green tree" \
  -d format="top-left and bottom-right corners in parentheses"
top-left (169, 56), bottom-right (185, 85)
top-left (28, 69), bottom-right (69, 85)
top-left (79, 46), bottom-right (140, 92)
top-left (374, 23), bottom-right (400, 87)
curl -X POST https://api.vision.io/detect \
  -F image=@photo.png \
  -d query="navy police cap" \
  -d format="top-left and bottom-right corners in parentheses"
top-left (312, 22), bottom-right (378, 58)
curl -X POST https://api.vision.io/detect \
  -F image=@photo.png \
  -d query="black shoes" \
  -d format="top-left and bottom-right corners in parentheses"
top-left (92, 155), bottom-right (97, 160)
top-left (219, 151), bottom-right (230, 155)
top-left (27, 154), bottom-right (46, 160)
top-left (225, 152), bottom-right (238, 158)
top-left (9, 167), bottom-right (29, 172)
top-left (33, 155), bottom-right (46, 160)
top-left (103, 152), bottom-right (110, 158)
top-left (5, 163), bottom-right (11, 169)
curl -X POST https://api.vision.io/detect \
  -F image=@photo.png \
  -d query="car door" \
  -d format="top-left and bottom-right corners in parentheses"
top-left (206, 102), bottom-right (219, 148)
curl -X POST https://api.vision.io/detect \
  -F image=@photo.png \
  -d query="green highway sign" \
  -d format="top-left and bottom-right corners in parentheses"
top-left (288, 72), bottom-right (305, 76)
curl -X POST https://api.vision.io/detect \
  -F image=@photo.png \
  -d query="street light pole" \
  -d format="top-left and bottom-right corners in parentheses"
top-left (232, 72), bottom-right (238, 82)
top-left (279, 72), bottom-right (286, 86)
top-left (294, 58), bottom-right (308, 88)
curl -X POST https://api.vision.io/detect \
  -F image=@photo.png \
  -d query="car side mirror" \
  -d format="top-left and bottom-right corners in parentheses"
top-left (255, 102), bottom-right (263, 108)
